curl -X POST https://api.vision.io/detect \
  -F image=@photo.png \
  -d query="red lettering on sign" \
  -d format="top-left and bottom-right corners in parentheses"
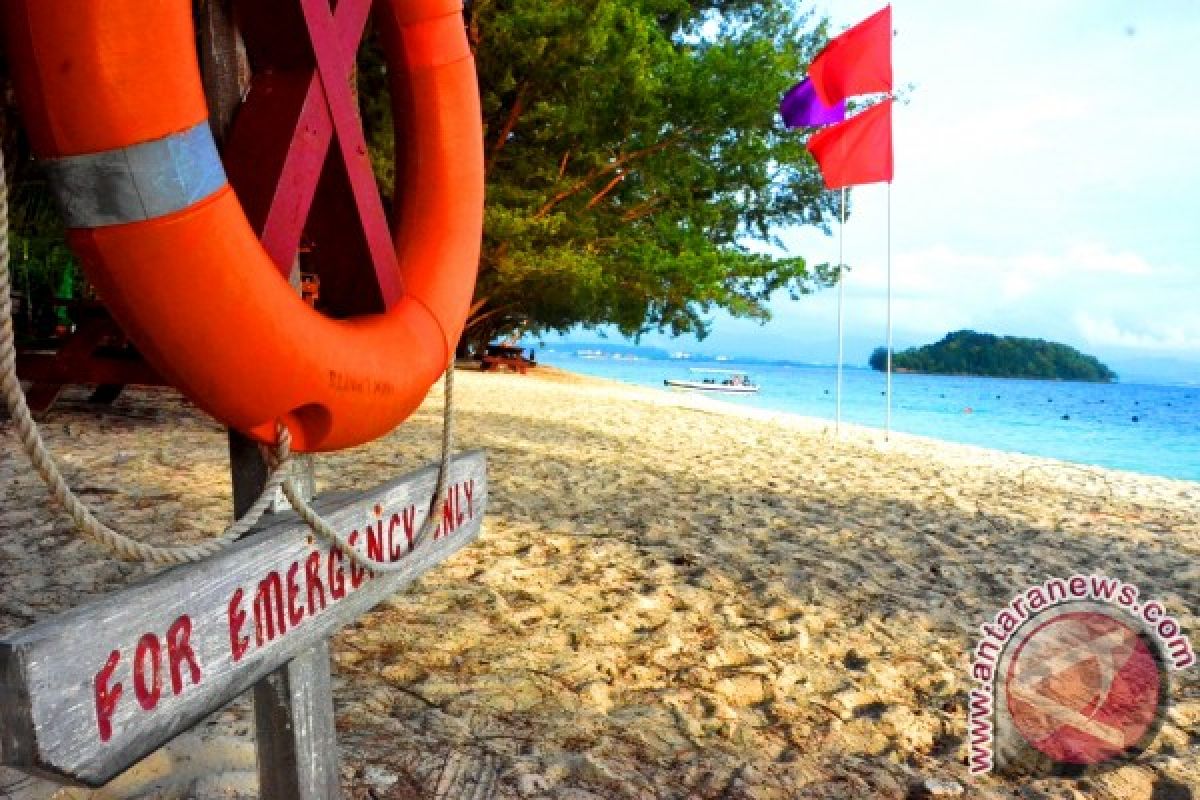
top-left (133, 633), bottom-right (162, 711)
top-left (94, 650), bottom-right (123, 743)
top-left (229, 589), bottom-right (250, 662)
top-left (388, 513), bottom-right (404, 560)
top-left (328, 546), bottom-right (347, 600)
top-left (306, 551), bottom-right (327, 615)
top-left (287, 560), bottom-right (305, 627)
top-left (348, 532), bottom-right (367, 587)
top-left (401, 506), bottom-right (416, 549)
top-left (254, 571), bottom-right (287, 645)
top-left (366, 523), bottom-right (385, 562)
top-left (166, 615), bottom-right (201, 695)
top-left (463, 480), bottom-right (475, 519)
top-left (439, 491), bottom-right (457, 539)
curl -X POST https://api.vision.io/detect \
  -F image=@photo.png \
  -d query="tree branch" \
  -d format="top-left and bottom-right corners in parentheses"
top-left (486, 82), bottom-right (529, 172)
top-left (533, 129), bottom-right (693, 220)
top-left (621, 197), bottom-right (664, 222)
top-left (466, 303), bottom-right (511, 332)
top-left (466, 0), bottom-right (487, 51)
top-left (585, 171), bottom-right (625, 209)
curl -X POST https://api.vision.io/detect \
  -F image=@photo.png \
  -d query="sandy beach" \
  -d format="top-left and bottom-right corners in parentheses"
top-left (1, 367), bottom-right (1197, 799)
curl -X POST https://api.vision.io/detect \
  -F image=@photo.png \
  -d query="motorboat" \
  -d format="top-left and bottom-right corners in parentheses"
top-left (664, 369), bottom-right (758, 394)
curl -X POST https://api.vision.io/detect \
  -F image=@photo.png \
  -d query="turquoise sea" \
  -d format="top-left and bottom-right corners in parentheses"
top-left (538, 350), bottom-right (1200, 482)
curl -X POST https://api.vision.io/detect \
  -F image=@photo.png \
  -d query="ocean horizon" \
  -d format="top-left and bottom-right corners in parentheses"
top-left (537, 349), bottom-right (1200, 483)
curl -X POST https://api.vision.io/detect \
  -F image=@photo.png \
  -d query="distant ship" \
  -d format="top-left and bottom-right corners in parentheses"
top-left (669, 351), bottom-right (693, 360)
top-left (664, 369), bottom-right (758, 394)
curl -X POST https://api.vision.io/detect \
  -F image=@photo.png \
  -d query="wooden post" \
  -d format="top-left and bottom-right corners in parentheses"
top-left (198, 0), bottom-right (244, 138)
top-left (233, 435), bottom-right (335, 799)
top-left (202, 3), bottom-right (339, 795)
top-left (230, 432), bottom-right (335, 798)
top-left (254, 641), bottom-right (341, 799)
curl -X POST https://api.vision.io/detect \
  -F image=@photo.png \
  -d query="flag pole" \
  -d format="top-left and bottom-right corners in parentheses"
top-left (885, 180), bottom-right (893, 442)
top-left (836, 187), bottom-right (846, 436)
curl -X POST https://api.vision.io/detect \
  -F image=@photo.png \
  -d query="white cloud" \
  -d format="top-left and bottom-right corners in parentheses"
top-left (1074, 313), bottom-right (1200, 354)
top-left (1002, 272), bottom-right (1035, 301)
top-left (1062, 244), bottom-right (1154, 276)
top-left (842, 242), bottom-right (1155, 297)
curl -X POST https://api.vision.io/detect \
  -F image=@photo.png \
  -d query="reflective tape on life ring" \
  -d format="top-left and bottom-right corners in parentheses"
top-left (3, 0), bottom-right (483, 452)
top-left (43, 122), bottom-right (227, 228)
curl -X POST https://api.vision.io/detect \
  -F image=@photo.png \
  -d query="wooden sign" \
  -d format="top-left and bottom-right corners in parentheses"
top-left (0, 451), bottom-right (487, 787)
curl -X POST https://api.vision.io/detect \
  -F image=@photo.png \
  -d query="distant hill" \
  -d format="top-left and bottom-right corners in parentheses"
top-left (542, 340), bottom-right (672, 359)
top-left (538, 340), bottom-right (837, 369)
top-left (870, 331), bottom-right (1117, 383)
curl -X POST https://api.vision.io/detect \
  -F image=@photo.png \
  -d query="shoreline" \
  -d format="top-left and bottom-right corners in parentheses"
top-left (531, 363), bottom-right (1200, 496)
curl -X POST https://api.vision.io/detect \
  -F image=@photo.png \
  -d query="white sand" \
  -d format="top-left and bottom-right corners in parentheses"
top-left (1, 368), bottom-right (1197, 799)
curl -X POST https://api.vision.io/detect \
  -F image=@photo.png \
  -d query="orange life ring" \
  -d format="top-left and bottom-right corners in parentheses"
top-left (2, 0), bottom-right (483, 452)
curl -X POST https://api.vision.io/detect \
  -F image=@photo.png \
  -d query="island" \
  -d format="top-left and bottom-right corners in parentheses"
top-left (869, 330), bottom-right (1117, 383)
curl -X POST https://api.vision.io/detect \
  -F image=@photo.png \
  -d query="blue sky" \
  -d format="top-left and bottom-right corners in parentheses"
top-left (558, 1), bottom-right (1200, 383)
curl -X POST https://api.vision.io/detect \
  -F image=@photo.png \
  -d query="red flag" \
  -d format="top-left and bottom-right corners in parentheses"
top-left (809, 6), bottom-right (892, 106)
top-left (807, 99), bottom-right (893, 189)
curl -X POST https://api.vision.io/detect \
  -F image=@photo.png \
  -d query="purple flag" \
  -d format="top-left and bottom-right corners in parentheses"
top-left (780, 78), bottom-right (846, 128)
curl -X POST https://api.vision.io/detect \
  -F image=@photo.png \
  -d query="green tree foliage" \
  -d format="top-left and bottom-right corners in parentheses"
top-left (458, 0), bottom-right (839, 347)
top-left (1, 109), bottom-right (80, 340)
top-left (872, 331), bottom-right (1118, 383)
top-left (868, 346), bottom-right (887, 372)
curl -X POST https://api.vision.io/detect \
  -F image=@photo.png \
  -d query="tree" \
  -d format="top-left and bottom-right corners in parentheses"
top-left (456, 0), bottom-right (840, 349)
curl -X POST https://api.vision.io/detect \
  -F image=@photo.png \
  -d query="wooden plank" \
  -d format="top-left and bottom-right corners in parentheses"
top-left (223, 68), bottom-right (331, 279)
top-left (198, 0), bottom-right (243, 142)
top-left (15, 352), bottom-right (163, 388)
top-left (15, 313), bottom-right (165, 408)
top-left (226, 0), bottom-right (396, 309)
top-left (254, 640), bottom-right (341, 799)
top-left (0, 451), bottom-right (487, 787)
top-left (15, 308), bottom-right (165, 396)
top-left (297, 0), bottom-right (402, 309)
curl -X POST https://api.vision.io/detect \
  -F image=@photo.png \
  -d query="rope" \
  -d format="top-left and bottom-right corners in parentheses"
top-left (273, 362), bottom-right (455, 573)
top-left (0, 143), bottom-right (457, 568)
